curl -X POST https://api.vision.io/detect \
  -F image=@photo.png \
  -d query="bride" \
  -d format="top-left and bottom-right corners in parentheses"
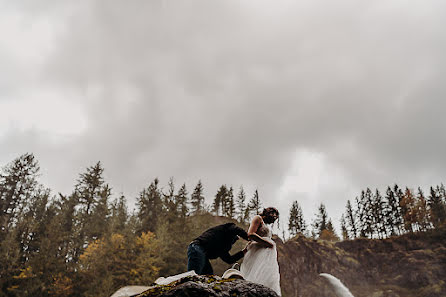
top-left (241, 207), bottom-right (281, 296)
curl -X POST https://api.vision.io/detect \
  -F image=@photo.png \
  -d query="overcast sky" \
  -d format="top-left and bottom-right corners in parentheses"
top-left (1, 0), bottom-right (446, 234)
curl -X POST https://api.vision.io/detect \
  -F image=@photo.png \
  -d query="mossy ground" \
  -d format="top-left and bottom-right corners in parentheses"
top-left (136, 275), bottom-right (241, 297)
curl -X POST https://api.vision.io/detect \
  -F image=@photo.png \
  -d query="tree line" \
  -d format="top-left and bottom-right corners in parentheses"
top-left (2, 153), bottom-right (446, 296)
top-left (341, 185), bottom-right (446, 239)
top-left (287, 185), bottom-right (446, 240)
top-left (0, 153), bottom-right (277, 296)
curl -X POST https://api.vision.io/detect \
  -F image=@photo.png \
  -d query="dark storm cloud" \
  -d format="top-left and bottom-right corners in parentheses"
top-left (2, 0), bottom-right (446, 229)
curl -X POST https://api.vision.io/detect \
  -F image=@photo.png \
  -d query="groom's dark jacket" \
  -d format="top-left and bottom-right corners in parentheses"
top-left (192, 223), bottom-right (248, 264)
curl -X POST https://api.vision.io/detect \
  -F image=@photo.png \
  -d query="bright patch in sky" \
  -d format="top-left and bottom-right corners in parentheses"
top-left (0, 89), bottom-right (87, 137)
top-left (0, 10), bottom-right (55, 66)
top-left (277, 149), bottom-right (355, 233)
top-left (279, 149), bottom-right (324, 197)
top-left (240, 0), bottom-right (295, 15)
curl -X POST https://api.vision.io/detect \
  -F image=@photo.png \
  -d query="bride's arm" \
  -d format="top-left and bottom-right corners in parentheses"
top-left (247, 216), bottom-right (274, 248)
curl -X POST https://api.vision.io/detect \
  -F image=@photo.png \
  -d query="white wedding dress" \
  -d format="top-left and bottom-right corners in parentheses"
top-left (240, 222), bottom-right (281, 296)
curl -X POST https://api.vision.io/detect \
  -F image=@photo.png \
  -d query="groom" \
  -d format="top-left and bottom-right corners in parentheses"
top-left (187, 222), bottom-right (249, 275)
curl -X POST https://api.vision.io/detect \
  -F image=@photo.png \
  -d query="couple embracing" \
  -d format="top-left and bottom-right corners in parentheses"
top-left (187, 207), bottom-right (281, 296)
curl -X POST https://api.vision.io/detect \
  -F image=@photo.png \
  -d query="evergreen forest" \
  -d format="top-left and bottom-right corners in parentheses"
top-left (1, 153), bottom-right (445, 296)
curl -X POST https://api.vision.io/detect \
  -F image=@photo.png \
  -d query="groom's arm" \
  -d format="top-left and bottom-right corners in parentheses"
top-left (229, 224), bottom-right (249, 240)
top-left (220, 250), bottom-right (244, 264)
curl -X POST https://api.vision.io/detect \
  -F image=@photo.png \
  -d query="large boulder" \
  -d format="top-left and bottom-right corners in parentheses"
top-left (133, 275), bottom-right (279, 297)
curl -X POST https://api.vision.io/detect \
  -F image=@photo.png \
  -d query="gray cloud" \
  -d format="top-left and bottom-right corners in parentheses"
top-left (2, 0), bottom-right (446, 232)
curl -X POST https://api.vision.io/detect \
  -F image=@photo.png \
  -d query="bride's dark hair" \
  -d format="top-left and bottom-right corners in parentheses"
top-left (260, 207), bottom-right (279, 217)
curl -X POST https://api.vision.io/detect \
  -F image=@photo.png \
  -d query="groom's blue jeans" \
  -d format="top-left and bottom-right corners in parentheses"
top-left (187, 242), bottom-right (213, 275)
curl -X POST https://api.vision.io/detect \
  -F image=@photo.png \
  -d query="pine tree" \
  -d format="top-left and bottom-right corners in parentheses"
top-left (175, 183), bottom-right (189, 218)
top-left (363, 188), bottom-right (375, 238)
top-left (0, 153), bottom-right (40, 237)
top-left (157, 182), bottom-right (190, 276)
top-left (163, 177), bottom-right (177, 215)
top-left (344, 199), bottom-right (357, 239)
top-left (110, 194), bottom-right (129, 234)
top-left (14, 190), bottom-right (66, 296)
top-left (243, 207), bottom-right (251, 225)
top-left (428, 186), bottom-right (446, 228)
top-left (288, 200), bottom-right (306, 236)
top-left (137, 178), bottom-right (163, 233)
top-left (0, 155), bottom-right (78, 297)
top-left (371, 189), bottom-right (387, 238)
top-left (0, 154), bottom-right (65, 296)
top-left (213, 185), bottom-right (227, 216)
top-left (355, 192), bottom-right (364, 237)
top-left (190, 180), bottom-right (205, 215)
top-left (248, 189), bottom-right (262, 216)
top-left (75, 162), bottom-right (105, 216)
top-left (92, 184), bottom-right (111, 238)
top-left (384, 186), bottom-right (402, 236)
top-left (319, 219), bottom-right (339, 241)
top-left (236, 186), bottom-right (246, 223)
top-left (75, 162), bottom-right (112, 243)
top-left (355, 190), bottom-right (369, 238)
top-left (54, 192), bottom-right (81, 266)
top-left (312, 203), bottom-right (329, 237)
top-left (415, 187), bottom-right (430, 231)
top-left (400, 187), bottom-right (416, 233)
top-left (225, 186), bottom-right (235, 219)
top-left (394, 184), bottom-right (405, 235)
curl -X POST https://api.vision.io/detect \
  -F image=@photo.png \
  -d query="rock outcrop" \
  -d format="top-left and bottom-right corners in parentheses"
top-left (276, 227), bottom-right (446, 297)
top-left (133, 275), bottom-right (279, 297)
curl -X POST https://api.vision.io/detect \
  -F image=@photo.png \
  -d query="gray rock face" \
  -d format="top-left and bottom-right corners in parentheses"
top-left (135, 275), bottom-right (279, 297)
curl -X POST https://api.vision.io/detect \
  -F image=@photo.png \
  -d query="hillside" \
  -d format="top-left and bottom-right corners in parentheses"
top-left (276, 227), bottom-right (446, 297)
top-left (158, 215), bottom-right (446, 297)
top-left (110, 216), bottom-right (445, 297)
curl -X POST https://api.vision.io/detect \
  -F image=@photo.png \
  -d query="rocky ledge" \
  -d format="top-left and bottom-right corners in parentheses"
top-left (134, 275), bottom-right (279, 297)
